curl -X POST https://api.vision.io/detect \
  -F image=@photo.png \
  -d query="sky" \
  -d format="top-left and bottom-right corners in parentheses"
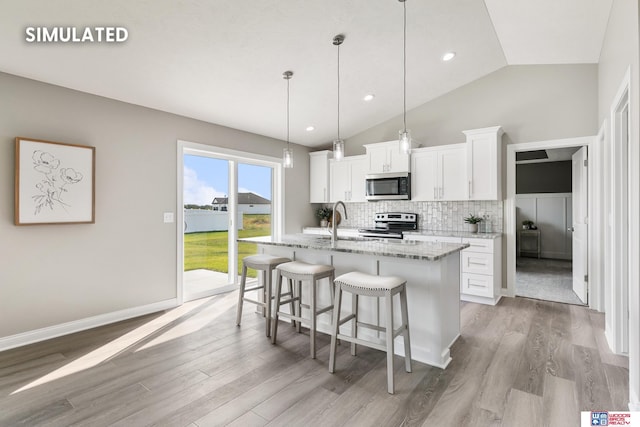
top-left (183, 155), bottom-right (272, 205)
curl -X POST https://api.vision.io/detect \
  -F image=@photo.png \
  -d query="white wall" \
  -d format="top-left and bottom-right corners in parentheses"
top-left (516, 194), bottom-right (572, 260)
top-left (0, 72), bottom-right (313, 342)
top-left (597, 0), bottom-right (640, 410)
top-left (346, 64), bottom-right (598, 153)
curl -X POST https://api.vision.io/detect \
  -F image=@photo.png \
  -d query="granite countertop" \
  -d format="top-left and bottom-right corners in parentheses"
top-left (239, 234), bottom-right (469, 261)
top-left (404, 230), bottom-right (502, 240)
top-left (303, 227), bottom-right (501, 240)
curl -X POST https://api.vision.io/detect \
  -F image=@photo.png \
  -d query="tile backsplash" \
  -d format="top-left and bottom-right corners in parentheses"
top-left (325, 200), bottom-right (503, 233)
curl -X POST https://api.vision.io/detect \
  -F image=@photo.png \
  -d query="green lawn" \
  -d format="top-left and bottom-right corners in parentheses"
top-left (184, 214), bottom-right (271, 277)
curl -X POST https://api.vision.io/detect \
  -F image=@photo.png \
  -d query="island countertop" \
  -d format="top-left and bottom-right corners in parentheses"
top-left (239, 234), bottom-right (469, 261)
top-left (302, 227), bottom-right (501, 240)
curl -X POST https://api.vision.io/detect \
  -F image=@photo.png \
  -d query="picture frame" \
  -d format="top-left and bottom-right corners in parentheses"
top-left (15, 137), bottom-right (95, 225)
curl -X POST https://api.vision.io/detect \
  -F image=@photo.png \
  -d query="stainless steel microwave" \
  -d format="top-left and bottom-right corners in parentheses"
top-left (365, 172), bottom-right (411, 201)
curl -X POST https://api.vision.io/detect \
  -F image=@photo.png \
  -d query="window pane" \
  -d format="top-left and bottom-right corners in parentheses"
top-left (237, 163), bottom-right (273, 280)
top-left (183, 155), bottom-right (231, 297)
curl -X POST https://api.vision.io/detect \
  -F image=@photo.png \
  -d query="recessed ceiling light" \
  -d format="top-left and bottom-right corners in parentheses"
top-left (442, 52), bottom-right (456, 61)
top-left (363, 94), bottom-right (375, 102)
top-left (305, 126), bottom-right (315, 131)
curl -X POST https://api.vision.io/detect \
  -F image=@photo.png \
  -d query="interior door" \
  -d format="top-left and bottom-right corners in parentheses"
top-left (571, 147), bottom-right (588, 304)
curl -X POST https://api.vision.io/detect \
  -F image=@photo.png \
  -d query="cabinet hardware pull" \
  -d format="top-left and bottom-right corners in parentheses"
top-left (468, 181), bottom-right (472, 198)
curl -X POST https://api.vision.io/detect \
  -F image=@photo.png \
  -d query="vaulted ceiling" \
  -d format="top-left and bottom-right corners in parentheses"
top-left (0, 0), bottom-right (613, 147)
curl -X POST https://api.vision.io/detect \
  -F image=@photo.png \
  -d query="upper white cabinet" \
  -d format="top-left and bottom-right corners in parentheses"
top-left (364, 141), bottom-right (411, 174)
top-left (464, 126), bottom-right (503, 201)
top-left (330, 155), bottom-right (367, 202)
top-left (411, 144), bottom-right (467, 201)
top-left (309, 151), bottom-right (332, 203)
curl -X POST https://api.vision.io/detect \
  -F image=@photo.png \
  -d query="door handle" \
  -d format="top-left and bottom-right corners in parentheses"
top-left (568, 227), bottom-right (574, 232)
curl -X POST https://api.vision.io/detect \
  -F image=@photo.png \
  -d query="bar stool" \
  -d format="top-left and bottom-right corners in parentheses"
top-left (271, 261), bottom-right (335, 359)
top-left (236, 254), bottom-right (291, 337)
top-left (329, 271), bottom-right (412, 394)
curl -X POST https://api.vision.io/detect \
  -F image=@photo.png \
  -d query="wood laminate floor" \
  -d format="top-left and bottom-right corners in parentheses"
top-left (0, 293), bottom-right (629, 426)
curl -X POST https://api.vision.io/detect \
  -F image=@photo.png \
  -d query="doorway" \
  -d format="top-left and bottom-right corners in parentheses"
top-left (505, 136), bottom-right (598, 308)
top-left (513, 147), bottom-right (585, 305)
top-left (177, 141), bottom-right (283, 304)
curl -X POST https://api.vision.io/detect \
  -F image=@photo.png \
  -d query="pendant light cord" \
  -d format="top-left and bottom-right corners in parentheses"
top-left (403, 0), bottom-right (407, 133)
top-left (286, 76), bottom-right (290, 147)
top-left (337, 41), bottom-right (341, 141)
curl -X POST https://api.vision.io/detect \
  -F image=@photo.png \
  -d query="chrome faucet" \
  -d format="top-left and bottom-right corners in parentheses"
top-left (330, 201), bottom-right (348, 245)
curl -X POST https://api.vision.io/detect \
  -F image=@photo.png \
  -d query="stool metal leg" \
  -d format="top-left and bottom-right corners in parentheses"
top-left (385, 290), bottom-right (395, 394)
top-left (400, 285), bottom-right (412, 373)
top-left (236, 263), bottom-right (248, 326)
top-left (329, 284), bottom-right (343, 374)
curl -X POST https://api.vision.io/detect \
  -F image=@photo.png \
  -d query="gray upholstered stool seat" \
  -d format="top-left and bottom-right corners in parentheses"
top-left (329, 271), bottom-right (412, 394)
top-left (272, 260), bottom-right (336, 358)
top-left (236, 254), bottom-right (291, 337)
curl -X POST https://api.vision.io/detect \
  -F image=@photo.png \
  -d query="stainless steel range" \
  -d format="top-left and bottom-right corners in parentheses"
top-left (358, 212), bottom-right (418, 239)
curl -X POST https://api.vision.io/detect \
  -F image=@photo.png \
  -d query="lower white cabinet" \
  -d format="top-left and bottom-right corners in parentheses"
top-left (460, 237), bottom-right (502, 305)
top-left (405, 234), bottom-right (502, 305)
top-left (461, 273), bottom-right (493, 297)
top-left (461, 251), bottom-right (493, 275)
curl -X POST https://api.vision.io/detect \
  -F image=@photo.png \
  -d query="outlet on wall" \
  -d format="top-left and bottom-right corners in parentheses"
top-left (163, 212), bottom-right (174, 223)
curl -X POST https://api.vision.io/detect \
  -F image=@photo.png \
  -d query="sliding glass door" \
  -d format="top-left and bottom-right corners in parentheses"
top-left (183, 154), bottom-right (233, 300)
top-left (180, 143), bottom-right (281, 302)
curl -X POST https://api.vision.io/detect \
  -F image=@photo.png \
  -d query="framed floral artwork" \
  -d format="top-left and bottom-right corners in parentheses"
top-left (15, 137), bottom-right (95, 225)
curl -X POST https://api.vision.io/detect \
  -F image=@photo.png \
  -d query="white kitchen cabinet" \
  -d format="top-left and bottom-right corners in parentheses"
top-left (364, 140), bottom-right (412, 174)
top-left (460, 236), bottom-right (502, 305)
top-left (464, 126), bottom-right (503, 201)
top-left (411, 144), bottom-right (467, 201)
top-left (405, 234), bottom-right (502, 305)
top-left (329, 155), bottom-right (367, 202)
top-left (349, 155), bottom-right (367, 202)
top-left (309, 150), bottom-right (332, 203)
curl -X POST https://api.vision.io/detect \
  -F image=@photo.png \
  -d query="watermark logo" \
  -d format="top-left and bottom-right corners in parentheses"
top-left (591, 412), bottom-right (608, 426)
top-left (583, 411), bottom-right (640, 426)
top-left (25, 27), bottom-right (128, 43)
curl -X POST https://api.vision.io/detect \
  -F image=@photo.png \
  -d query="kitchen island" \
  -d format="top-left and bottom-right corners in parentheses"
top-left (239, 234), bottom-right (468, 368)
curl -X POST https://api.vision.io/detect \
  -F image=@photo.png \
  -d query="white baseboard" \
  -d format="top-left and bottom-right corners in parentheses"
top-left (0, 299), bottom-right (178, 352)
top-left (461, 293), bottom-right (502, 306)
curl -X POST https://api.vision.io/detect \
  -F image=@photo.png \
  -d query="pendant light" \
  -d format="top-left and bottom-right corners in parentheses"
top-left (398, 0), bottom-right (412, 155)
top-left (332, 34), bottom-right (345, 161)
top-left (282, 70), bottom-right (294, 168)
